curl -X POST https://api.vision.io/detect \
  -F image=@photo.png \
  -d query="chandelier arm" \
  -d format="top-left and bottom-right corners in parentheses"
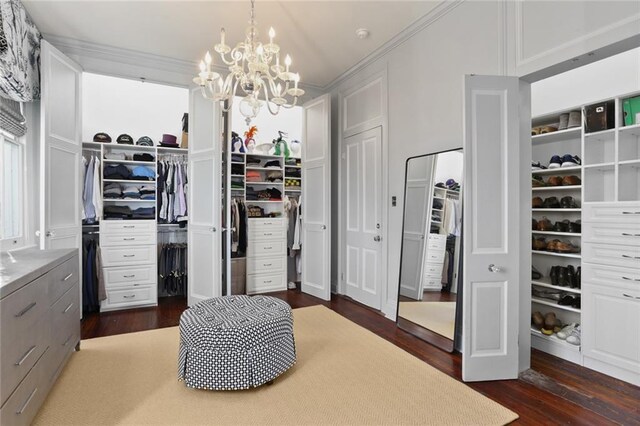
top-left (258, 81), bottom-right (280, 116)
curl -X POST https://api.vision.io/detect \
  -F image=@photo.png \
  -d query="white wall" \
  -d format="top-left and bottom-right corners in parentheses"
top-left (82, 73), bottom-right (188, 144)
top-left (434, 151), bottom-right (463, 187)
top-left (230, 97), bottom-right (302, 157)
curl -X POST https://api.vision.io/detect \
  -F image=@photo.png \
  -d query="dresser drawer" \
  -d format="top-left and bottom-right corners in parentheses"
top-left (247, 240), bottom-right (287, 257)
top-left (583, 222), bottom-right (640, 246)
top-left (246, 273), bottom-right (286, 294)
top-left (249, 228), bottom-right (286, 241)
top-left (49, 256), bottom-right (79, 305)
top-left (101, 245), bottom-right (156, 267)
top-left (422, 262), bottom-right (443, 276)
top-left (104, 264), bottom-right (157, 288)
top-left (247, 255), bottom-right (285, 274)
top-left (583, 263), bottom-right (640, 289)
top-left (583, 242), bottom-right (640, 269)
top-left (0, 274), bottom-right (48, 336)
top-left (102, 286), bottom-right (156, 308)
top-left (0, 349), bottom-right (49, 426)
top-left (248, 218), bottom-right (284, 230)
top-left (427, 234), bottom-right (447, 249)
top-left (583, 203), bottom-right (640, 223)
top-left (424, 248), bottom-right (445, 263)
top-left (49, 288), bottom-right (80, 376)
top-left (101, 220), bottom-right (156, 235)
top-left (0, 316), bottom-right (48, 407)
top-left (100, 232), bottom-right (156, 247)
top-left (422, 278), bottom-right (442, 290)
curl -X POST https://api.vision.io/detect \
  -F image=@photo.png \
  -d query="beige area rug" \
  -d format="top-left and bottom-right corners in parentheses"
top-left (399, 301), bottom-right (457, 340)
top-left (34, 305), bottom-right (517, 425)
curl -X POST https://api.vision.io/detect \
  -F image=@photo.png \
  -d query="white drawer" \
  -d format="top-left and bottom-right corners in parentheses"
top-left (249, 228), bottom-right (286, 241)
top-left (248, 218), bottom-right (284, 229)
top-left (583, 242), bottom-right (640, 270)
top-left (583, 203), bottom-right (640, 223)
top-left (424, 249), bottom-right (445, 263)
top-left (104, 264), bottom-right (157, 288)
top-left (583, 222), bottom-right (640, 246)
top-left (422, 262), bottom-right (443, 276)
top-left (422, 278), bottom-right (442, 290)
top-left (102, 286), bottom-right (156, 309)
top-left (100, 232), bottom-right (156, 247)
top-left (246, 273), bottom-right (286, 294)
top-left (583, 263), bottom-right (640, 289)
top-left (101, 245), bottom-right (156, 267)
top-left (427, 234), bottom-right (447, 249)
top-left (247, 239), bottom-right (287, 257)
top-left (247, 255), bottom-right (285, 274)
top-left (100, 220), bottom-right (156, 235)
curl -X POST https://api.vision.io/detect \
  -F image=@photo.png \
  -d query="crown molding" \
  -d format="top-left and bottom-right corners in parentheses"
top-left (323, 0), bottom-right (464, 93)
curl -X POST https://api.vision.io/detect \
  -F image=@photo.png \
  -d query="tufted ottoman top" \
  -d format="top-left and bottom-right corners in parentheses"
top-left (179, 295), bottom-right (294, 352)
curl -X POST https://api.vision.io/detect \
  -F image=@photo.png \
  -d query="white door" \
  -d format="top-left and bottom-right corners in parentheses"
top-left (39, 41), bottom-right (82, 251)
top-left (188, 87), bottom-right (221, 306)
top-left (462, 75), bottom-right (529, 381)
top-left (301, 94), bottom-right (331, 301)
top-left (343, 127), bottom-right (383, 309)
top-left (399, 155), bottom-right (435, 300)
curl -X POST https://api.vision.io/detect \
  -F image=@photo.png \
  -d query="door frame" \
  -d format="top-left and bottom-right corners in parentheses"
top-left (337, 70), bottom-right (390, 315)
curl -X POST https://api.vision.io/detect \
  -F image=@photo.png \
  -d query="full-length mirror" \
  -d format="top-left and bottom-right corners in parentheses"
top-left (397, 149), bottom-right (463, 352)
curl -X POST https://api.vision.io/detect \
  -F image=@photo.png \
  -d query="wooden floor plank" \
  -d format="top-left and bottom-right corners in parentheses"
top-left (80, 291), bottom-right (639, 425)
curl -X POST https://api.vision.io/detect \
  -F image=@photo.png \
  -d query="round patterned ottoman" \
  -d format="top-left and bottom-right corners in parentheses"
top-left (178, 295), bottom-right (296, 390)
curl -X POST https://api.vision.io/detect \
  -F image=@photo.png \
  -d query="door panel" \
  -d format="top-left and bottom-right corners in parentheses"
top-left (343, 127), bottom-right (382, 309)
top-left (462, 75), bottom-right (527, 382)
top-left (301, 94), bottom-right (331, 301)
top-left (188, 87), bottom-right (221, 305)
top-left (40, 41), bottom-right (82, 252)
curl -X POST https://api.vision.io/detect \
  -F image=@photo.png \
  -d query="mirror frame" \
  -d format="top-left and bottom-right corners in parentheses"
top-left (395, 148), bottom-right (463, 353)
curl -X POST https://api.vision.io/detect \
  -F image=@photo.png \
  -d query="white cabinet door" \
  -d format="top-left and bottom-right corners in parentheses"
top-left (301, 94), bottom-right (331, 301)
top-left (187, 87), bottom-right (221, 306)
top-left (343, 127), bottom-right (383, 310)
top-left (462, 75), bottom-right (529, 382)
top-left (39, 41), bottom-right (82, 251)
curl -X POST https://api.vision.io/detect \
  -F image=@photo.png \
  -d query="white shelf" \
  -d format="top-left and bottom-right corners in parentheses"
top-left (157, 147), bottom-right (187, 153)
top-left (245, 153), bottom-right (284, 159)
top-left (231, 161), bottom-right (245, 165)
top-left (101, 144), bottom-right (156, 152)
top-left (245, 200), bottom-right (283, 203)
top-left (284, 176), bottom-right (301, 180)
top-left (531, 165), bottom-right (582, 175)
top-left (432, 208), bottom-right (443, 212)
top-left (532, 185), bottom-right (581, 191)
top-left (246, 182), bottom-right (284, 185)
top-left (103, 179), bottom-right (156, 184)
top-left (103, 199), bottom-right (155, 203)
top-left (583, 162), bottom-right (615, 170)
top-left (532, 280), bottom-right (581, 294)
top-left (532, 208), bottom-right (581, 212)
top-left (285, 165), bottom-right (302, 168)
top-left (532, 250), bottom-right (581, 259)
top-left (531, 230), bottom-right (581, 237)
top-left (584, 128), bottom-right (615, 138)
top-left (285, 188), bottom-right (301, 192)
top-left (532, 297), bottom-right (581, 313)
top-left (530, 328), bottom-right (581, 351)
top-left (103, 159), bottom-right (155, 165)
top-left (82, 141), bottom-right (105, 148)
top-left (531, 127), bottom-right (581, 143)
top-left (246, 167), bottom-right (283, 171)
top-left (619, 159), bottom-right (640, 166)
top-left (619, 122), bottom-right (640, 136)
top-left (231, 174), bottom-right (245, 178)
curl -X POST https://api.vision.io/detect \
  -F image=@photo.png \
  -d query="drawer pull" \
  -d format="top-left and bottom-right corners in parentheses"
top-left (15, 302), bottom-right (37, 318)
top-left (62, 273), bottom-right (74, 281)
top-left (264, 246), bottom-right (273, 250)
top-left (264, 280), bottom-right (272, 284)
top-left (622, 276), bottom-right (640, 282)
top-left (622, 233), bottom-right (640, 237)
top-left (15, 345), bottom-right (37, 366)
top-left (123, 295), bottom-right (136, 299)
top-left (123, 274), bottom-right (136, 278)
top-left (622, 293), bottom-right (640, 299)
top-left (63, 302), bottom-right (74, 313)
top-left (622, 255), bottom-right (640, 260)
top-left (16, 388), bottom-right (38, 415)
top-left (263, 263), bottom-right (273, 267)
top-left (123, 255), bottom-right (136, 258)
top-left (622, 211), bottom-right (640, 215)
top-left (123, 238), bottom-right (136, 241)
top-left (263, 232), bottom-right (273, 236)
top-left (123, 225), bottom-right (135, 228)
top-left (63, 334), bottom-right (72, 346)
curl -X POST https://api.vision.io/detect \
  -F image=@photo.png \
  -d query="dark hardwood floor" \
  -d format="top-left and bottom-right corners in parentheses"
top-left (81, 291), bottom-right (640, 425)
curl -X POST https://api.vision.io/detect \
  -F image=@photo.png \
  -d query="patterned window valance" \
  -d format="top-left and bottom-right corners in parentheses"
top-left (0, 0), bottom-right (42, 102)
top-left (0, 97), bottom-right (26, 136)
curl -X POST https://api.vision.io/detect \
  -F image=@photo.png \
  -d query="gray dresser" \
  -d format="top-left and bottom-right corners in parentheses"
top-left (0, 248), bottom-right (80, 426)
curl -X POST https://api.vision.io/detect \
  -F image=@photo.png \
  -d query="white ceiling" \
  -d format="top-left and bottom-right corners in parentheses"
top-left (23, 1), bottom-right (441, 88)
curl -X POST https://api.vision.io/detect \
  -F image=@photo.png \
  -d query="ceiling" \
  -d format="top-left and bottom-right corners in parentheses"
top-left (23, 1), bottom-right (441, 88)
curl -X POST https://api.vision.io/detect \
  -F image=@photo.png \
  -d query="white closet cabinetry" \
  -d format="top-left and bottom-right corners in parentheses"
top-left (246, 219), bottom-right (287, 294)
top-left (422, 234), bottom-right (446, 290)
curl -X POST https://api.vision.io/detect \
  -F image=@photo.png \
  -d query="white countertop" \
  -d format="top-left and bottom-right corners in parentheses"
top-left (0, 248), bottom-right (78, 299)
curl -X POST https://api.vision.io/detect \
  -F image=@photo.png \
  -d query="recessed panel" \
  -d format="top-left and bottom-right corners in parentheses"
top-left (346, 143), bottom-right (360, 232)
top-left (49, 147), bottom-right (78, 227)
top-left (362, 136), bottom-right (379, 234)
top-left (344, 79), bottom-right (382, 132)
top-left (346, 246), bottom-right (359, 289)
top-left (305, 101), bottom-right (326, 162)
top-left (49, 56), bottom-right (77, 143)
top-left (470, 281), bottom-right (506, 355)
top-left (362, 248), bottom-right (378, 295)
top-left (304, 166), bottom-right (325, 223)
top-left (190, 91), bottom-right (215, 154)
top-left (190, 157), bottom-right (214, 224)
top-left (303, 230), bottom-right (325, 290)
top-left (191, 231), bottom-right (215, 298)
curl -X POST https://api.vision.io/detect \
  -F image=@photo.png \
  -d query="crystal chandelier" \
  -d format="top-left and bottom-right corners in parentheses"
top-left (193, 0), bottom-right (305, 124)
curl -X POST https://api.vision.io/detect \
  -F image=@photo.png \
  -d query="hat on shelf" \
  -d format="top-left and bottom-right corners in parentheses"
top-left (136, 136), bottom-right (154, 146)
top-left (159, 134), bottom-right (178, 147)
top-left (93, 132), bottom-right (111, 143)
top-left (116, 134), bottom-right (134, 144)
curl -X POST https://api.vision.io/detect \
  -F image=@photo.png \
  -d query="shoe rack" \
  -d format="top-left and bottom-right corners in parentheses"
top-left (531, 110), bottom-right (584, 364)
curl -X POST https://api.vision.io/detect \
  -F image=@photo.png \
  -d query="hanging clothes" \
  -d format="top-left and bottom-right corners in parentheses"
top-left (230, 198), bottom-right (248, 258)
top-left (82, 153), bottom-right (101, 224)
top-left (157, 157), bottom-right (188, 225)
top-left (158, 242), bottom-right (188, 297)
top-left (82, 235), bottom-right (105, 313)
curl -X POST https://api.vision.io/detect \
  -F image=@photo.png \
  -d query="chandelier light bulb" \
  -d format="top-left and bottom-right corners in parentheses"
top-left (220, 28), bottom-right (226, 45)
top-left (199, 61), bottom-right (206, 72)
top-left (269, 27), bottom-right (275, 42)
top-left (294, 73), bottom-right (299, 90)
top-left (284, 54), bottom-right (291, 72)
top-left (256, 45), bottom-right (264, 56)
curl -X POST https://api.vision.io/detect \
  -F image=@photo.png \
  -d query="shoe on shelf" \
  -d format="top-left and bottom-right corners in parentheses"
top-left (550, 266), bottom-right (560, 286)
top-left (546, 239), bottom-right (561, 252)
top-left (569, 220), bottom-right (581, 233)
top-left (532, 161), bottom-right (547, 170)
top-left (558, 294), bottom-right (576, 306)
top-left (572, 296), bottom-right (581, 309)
top-left (567, 265), bottom-right (576, 287)
top-left (532, 218), bottom-right (539, 231)
top-left (532, 127), bottom-right (541, 136)
top-left (555, 241), bottom-right (580, 253)
top-left (543, 196), bottom-right (561, 208)
top-left (537, 217), bottom-right (553, 231)
top-left (561, 154), bottom-right (581, 167)
top-left (533, 237), bottom-right (547, 251)
top-left (558, 113), bottom-right (569, 130)
top-left (561, 196), bottom-right (578, 209)
top-left (562, 175), bottom-right (581, 186)
top-left (558, 266), bottom-right (570, 287)
top-left (540, 125), bottom-right (558, 134)
top-left (548, 155), bottom-right (563, 169)
top-left (541, 312), bottom-right (557, 335)
top-left (532, 266), bottom-right (543, 280)
top-left (568, 111), bottom-right (581, 128)
top-left (557, 323), bottom-right (578, 340)
top-left (532, 175), bottom-right (546, 187)
top-left (532, 196), bottom-right (544, 208)
top-left (547, 176), bottom-right (563, 186)
top-left (566, 325), bottom-right (581, 345)
top-left (574, 266), bottom-right (581, 289)
top-left (532, 311), bottom-right (544, 329)
top-left (553, 220), bottom-right (570, 233)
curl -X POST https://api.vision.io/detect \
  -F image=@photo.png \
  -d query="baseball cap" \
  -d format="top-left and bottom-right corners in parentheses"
top-left (116, 134), bottom-right (134, 144)
top-left (136, 136), bottom-right (154, 146)
top-left (93, 132), bottom-right (111, 143)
